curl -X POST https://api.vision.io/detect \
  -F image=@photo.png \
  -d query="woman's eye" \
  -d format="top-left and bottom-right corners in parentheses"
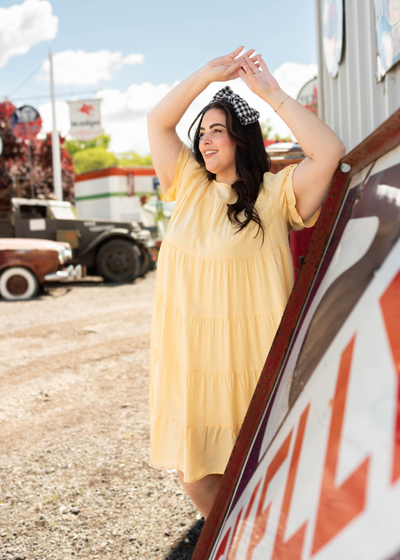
top-left (214, 129), bottom-right (222, 133)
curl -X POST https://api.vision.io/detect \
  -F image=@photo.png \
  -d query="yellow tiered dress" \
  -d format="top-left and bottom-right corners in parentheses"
top-left (149, 143), bottom-right (321, 483)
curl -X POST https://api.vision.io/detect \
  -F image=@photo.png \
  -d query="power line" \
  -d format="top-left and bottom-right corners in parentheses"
top-left (2, 59), bottom-right (102, 105)
top-left (6, 63), bottom-right (44, 98)
top-left (8, 88), bottom-right (102, 104)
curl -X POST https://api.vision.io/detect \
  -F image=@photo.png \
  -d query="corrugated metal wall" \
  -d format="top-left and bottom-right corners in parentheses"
top-left (315, 0), bottom-right (400, 153)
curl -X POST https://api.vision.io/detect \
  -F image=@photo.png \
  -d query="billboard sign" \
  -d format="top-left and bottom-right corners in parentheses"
top-left (68, 99), bottom-right (103, 141)
top-left (375, 0), bottom-right (400, 80)
top-left (322, 0), bottom-right (344, 78)
top-left (193, 108), bottom-right (400, 560)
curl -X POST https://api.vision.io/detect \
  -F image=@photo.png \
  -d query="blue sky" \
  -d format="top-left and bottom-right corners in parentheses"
top-left (0, 0), bottom-right (318, 153)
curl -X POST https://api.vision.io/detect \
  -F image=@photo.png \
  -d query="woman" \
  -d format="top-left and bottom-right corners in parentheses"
top-left (147, 46), bottom-right (346, 519)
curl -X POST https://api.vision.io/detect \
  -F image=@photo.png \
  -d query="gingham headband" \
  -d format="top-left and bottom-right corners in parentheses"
top-left (210, 86), bottom-right (260, 126)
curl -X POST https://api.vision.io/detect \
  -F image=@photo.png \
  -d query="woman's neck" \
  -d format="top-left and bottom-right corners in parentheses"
top-left (215, 169), bottom-right (239, 185)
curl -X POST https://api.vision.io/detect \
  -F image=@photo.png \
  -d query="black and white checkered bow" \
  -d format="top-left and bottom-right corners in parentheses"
top-left (210, 86), bottom-right (260, 126)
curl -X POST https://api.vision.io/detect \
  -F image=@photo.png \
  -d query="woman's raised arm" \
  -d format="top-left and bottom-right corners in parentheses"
top-left (147, 47), bottom-right (255, 194)
top-left (239, 55), bottom-right (346, 223)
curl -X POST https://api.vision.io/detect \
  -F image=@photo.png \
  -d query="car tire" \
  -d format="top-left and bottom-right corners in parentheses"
top-left (0, 267), bottom-right (39, 301)
top-left (137, 245), bottom-right (152, 277)
top-left (96, 239), bottom-right (140, 283)
top-left (146, 247), bottom-right (156, 272)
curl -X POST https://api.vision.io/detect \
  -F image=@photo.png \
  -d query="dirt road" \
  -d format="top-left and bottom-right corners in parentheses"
top-left (0, 273), bottom-right (201, 559)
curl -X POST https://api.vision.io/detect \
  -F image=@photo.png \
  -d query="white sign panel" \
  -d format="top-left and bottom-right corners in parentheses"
top-left (322, 0), bottom-right (344, 78)
top-left (207, 144), bottom-right (400, 560)
top-left (68, 99), bottom-right (103, 141)
top-left (29, 219), bottom-right (46, 231)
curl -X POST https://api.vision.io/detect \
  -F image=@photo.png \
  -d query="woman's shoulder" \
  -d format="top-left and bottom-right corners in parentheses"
top-left (164, 143), bottom-right (209, 202)
top-left (179, 143), bottom-right (209, 182)
top-left (261, 163), bottom-right (297, 200)
top-left (262, 164), bottom-right (297, 187)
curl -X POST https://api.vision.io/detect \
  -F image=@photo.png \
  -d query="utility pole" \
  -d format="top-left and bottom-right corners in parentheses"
top-left (49, 49), bottom-right (63, 200)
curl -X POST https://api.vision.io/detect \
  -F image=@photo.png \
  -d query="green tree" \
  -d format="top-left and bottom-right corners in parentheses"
top-left (260, 118), bottom-right (292, 142)
top-left (117, 151), bottom-right (153, 166)
top-left (65, 133), bottom-right (112, 157)
top-left (260, 118), bottom-right (273, 139)
top-left (65, 133), bottom-right (153, 172)
top-left (73, 147), bottom-right (118, 174)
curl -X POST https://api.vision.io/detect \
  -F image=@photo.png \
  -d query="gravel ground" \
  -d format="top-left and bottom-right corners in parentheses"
top-left (0, 272), bottom-right (204, 559)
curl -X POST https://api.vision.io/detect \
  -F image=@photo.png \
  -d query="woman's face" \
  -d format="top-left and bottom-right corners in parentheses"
top-left (198, 109), bottom-right (237, 182)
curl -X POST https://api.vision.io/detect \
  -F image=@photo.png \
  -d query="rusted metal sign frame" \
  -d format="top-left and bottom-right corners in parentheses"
top-left (192, 107), bottom-right (400, 560)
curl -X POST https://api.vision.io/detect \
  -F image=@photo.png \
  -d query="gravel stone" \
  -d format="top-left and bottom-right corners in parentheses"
top-left (0, 274), bottom-right (203, 559)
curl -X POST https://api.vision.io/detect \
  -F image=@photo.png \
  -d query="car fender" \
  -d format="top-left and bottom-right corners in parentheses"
top-left (0, 245), bottom-right (61, 284)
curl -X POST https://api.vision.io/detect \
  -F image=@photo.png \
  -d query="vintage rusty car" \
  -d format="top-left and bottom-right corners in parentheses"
top-left (0, 238), bottom-right (78, 301)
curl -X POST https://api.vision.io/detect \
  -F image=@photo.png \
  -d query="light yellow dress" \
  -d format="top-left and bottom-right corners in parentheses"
top-left (149, 143), bottom-right (321, 483)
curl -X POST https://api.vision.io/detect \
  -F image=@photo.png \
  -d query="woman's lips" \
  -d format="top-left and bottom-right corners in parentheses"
top-left (204, 150), bottom-right (218, 159)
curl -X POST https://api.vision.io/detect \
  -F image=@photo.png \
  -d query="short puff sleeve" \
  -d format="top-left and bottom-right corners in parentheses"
top-left (163, 143), bottom-right (204, 202)
top-left (263, 163), bottom-right (322, 232)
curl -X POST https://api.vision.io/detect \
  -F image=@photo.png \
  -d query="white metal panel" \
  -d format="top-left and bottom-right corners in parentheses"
top-left (110, 195), bottom-right (142, 222)
top-left (75, 198), bottom-right (112, 220)
top-left (75, 176), bottom-right (122, 198)
top-left (134, 175), bottom-right (156, 194)
top-left (316, 0), bottom-right (400, 152)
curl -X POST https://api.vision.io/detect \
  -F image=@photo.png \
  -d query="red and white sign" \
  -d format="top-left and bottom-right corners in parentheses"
top-left (11, 105), bottom-right (42, 141)
top-left (68, 98), bottom-right (103, 141)
top-left (193, 109), bottom-right (400, 560)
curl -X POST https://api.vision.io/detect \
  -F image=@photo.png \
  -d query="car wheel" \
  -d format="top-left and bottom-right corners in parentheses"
top-left (96, 239), bottom-right (140, 283)
top-left (146, 247), bottom-right (156, 272)
top-left (137, 245), bottom-right (152, 277)
top-left (0, 267), bottom-right (39, 301)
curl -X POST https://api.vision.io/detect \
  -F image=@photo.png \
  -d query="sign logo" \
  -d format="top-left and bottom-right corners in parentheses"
top-left (77, 103), bottom-right (95, 117)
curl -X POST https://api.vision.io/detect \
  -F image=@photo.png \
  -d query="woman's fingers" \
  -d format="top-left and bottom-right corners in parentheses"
top-left (252, 54), bottom-right (270, 73)
top-left (229, 46), bottom-right (245, 59)
top-left (238, 67), bottom-right (252, 88)
top-left (245, 56), bottom-right (259, 73)
top-left (237, 48), bottom-right (255, 60)
top-left (227, 60), bottom-right (244, 76)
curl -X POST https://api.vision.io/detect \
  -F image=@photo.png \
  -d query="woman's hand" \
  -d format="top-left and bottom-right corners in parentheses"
top-left (203, 46), bottom-right (260, 83)
top-left (238, 54), bottom-right (282, 100)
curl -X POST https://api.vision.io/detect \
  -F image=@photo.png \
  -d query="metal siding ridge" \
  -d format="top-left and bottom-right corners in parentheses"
top-left (366, 0), bottom-right (378, 132)
top-left (353, 0), bottom-right (363, 146)
top-left (315, 0), bottom-right (326, 122)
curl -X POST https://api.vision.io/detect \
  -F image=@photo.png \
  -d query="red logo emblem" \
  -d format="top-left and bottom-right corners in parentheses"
top-left (78, 103), bottom-right (94, 116)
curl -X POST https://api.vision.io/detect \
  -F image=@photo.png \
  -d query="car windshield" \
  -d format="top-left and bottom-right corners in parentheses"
top-left (49, 204), bottom-right (76, 219)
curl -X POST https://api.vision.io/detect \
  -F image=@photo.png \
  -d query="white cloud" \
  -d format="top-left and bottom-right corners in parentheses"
top-left (41, 50), bottom-right (145, 87)
top-left (0, 0), bottom-right (57, 68)
top-left (38, 61), bottom-right (318, 155)
top-left (123, 54), bottom-right (145, 66)
top-left (37, 99), bottom-right (70, 140)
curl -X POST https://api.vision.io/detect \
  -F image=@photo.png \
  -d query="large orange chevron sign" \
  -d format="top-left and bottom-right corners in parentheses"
top-left (193, 107), bottom-right (400, 560)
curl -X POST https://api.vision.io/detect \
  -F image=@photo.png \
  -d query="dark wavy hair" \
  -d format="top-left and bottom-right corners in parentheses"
top-left (188, 100), bottom-right (271, 247)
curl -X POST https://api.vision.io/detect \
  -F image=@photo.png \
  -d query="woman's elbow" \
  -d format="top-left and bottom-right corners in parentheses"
top-left (334, 140), bottom-right (346, 161)
top-left (328, 141), bottom-right (346, 169)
